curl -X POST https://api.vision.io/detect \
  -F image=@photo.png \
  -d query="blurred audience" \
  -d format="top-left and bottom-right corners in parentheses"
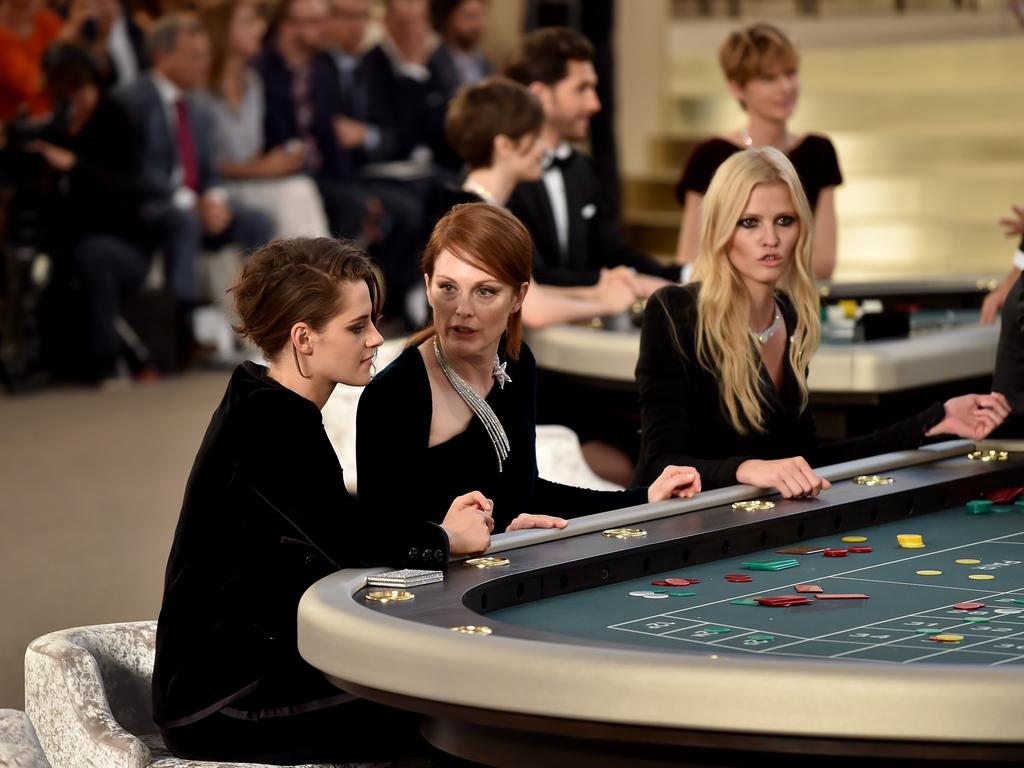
top-left (28, 41), bottom-right (148, 382)
top-left (427, 0), bottom-right (490, 170)
top-left (429, 0), bottom-right (490, 91)
top-left (258, 0), bottom-right (423, 325)
top-left (0, 0), bottom-right (63, 121)
top-left (59, 0), bottom-right (148, 89)
top-left (325, 0), bottom-right (421, 169)
top-left (116, 12), bottom-right (273, 358)
top-left (361, 0), bottom-right (454, 176)
top-left (198, 0), bottom-right (329, 238)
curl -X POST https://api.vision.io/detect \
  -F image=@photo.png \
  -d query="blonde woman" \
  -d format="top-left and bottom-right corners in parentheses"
top-left (675, 24), bottom-right (840, 281)
top-left (635, 147), bottom-right (1009, 497)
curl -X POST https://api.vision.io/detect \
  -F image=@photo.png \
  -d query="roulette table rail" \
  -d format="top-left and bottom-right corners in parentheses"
top-left (299, 442), bottom-right (1024, 766)
top-left (485, 440), bottom-right (972, 554)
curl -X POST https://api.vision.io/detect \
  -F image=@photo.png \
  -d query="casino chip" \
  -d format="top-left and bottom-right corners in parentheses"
top-left (823, 548), bottom-right (848, 557)
top-left (969, 574), bottom-right (996, 580)
top-left (916, 570), bottom-right (943, 576)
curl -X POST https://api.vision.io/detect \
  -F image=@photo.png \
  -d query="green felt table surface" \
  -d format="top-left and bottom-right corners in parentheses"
top-left (489, 503), bottom-right (1024, 665)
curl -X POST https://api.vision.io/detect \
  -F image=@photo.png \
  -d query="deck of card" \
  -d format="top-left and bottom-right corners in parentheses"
top-left (366, 569), bottom-right (445, 588)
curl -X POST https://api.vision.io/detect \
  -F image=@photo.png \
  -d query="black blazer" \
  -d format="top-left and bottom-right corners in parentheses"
top-left (153, 362), bottom-right (448, 729)
top-left (507, 149), bottom-right (678, 287)
top-left (633, 285), bottom-right (945, 488)
top-left (993, 272), bottom-right (1024, 437)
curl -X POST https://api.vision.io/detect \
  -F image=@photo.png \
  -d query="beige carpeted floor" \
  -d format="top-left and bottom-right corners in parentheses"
top-left (0, 369), bottom-right (232, 708)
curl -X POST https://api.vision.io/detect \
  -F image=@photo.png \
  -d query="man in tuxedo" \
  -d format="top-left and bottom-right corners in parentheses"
top-left (116, 13), bottom-right (272, 323)
top-left (505, 27), bottom-right (677, 298)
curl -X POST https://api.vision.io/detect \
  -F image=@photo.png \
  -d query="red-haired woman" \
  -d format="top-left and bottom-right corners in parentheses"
top-left (356, 203), bottom-right (701, 534)
top-left (153, 237), bottom-right (492, 763)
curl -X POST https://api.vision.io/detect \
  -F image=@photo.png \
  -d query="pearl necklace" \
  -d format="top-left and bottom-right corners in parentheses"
top-left (749, 303), bottom-right (783, 345)
top-left (433, 336), bottom-right (511, 472)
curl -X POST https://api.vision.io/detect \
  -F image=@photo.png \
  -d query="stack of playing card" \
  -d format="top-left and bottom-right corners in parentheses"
top-left (366, 569), bottom-right (444, 588)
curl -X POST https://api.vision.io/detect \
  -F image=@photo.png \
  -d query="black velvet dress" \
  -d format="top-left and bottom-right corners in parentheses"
top-left (153, 362), bottom-right (447, 763)
top-left (675, 135), bottom-right (842, 211)
top-left (992, 272), bottom-right (1024, 438)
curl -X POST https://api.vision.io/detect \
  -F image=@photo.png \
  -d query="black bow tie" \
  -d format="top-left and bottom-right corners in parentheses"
top-left (542, 151), bottom-right (571, 171)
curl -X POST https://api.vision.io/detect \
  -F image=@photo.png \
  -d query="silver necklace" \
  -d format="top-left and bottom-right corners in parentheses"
top-left (433, 336), bottom-right (510, 472)
top-left (749, 303), bottom-right (783, 345)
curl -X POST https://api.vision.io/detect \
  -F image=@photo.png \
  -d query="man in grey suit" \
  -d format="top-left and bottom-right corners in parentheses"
top-left (115, 13), bottom-right (272, 327)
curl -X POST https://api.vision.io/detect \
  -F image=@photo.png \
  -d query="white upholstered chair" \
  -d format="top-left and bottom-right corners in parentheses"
top-left (23, 622), bottom-right (366, 768)
top-left (0, 708), bottom-right (50, 768)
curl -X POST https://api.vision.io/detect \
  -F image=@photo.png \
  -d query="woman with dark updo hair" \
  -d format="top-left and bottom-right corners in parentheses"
top-left (152, 237), bottom-right (493, 763)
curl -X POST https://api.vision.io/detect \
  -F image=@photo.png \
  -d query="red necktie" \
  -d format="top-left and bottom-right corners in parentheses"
top-left (174, 99), bottom-right (200, 191)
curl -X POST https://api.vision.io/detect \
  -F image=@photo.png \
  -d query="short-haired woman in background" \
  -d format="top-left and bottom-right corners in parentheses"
top-left (675, 23), bottom-right (841, 281)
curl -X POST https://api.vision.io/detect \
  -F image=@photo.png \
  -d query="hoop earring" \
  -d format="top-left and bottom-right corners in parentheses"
top-left (292, 345), bottom-right (312, 380)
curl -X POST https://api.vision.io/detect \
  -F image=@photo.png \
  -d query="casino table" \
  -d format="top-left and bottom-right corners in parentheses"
top-left (298, 441), bottom-right (1024, 766)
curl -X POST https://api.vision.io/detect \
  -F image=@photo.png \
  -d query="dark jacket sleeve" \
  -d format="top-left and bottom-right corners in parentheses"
top-left (810, 402), bottom-right (945, 468)
top-left (244, 388), bottom-right (448, 572)
top-left (635, 287), bottom-right (755, 487)
top-left (531, 256), bottom-right (601, 288)
top-left (355, 355), bottom-right (453, 569)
